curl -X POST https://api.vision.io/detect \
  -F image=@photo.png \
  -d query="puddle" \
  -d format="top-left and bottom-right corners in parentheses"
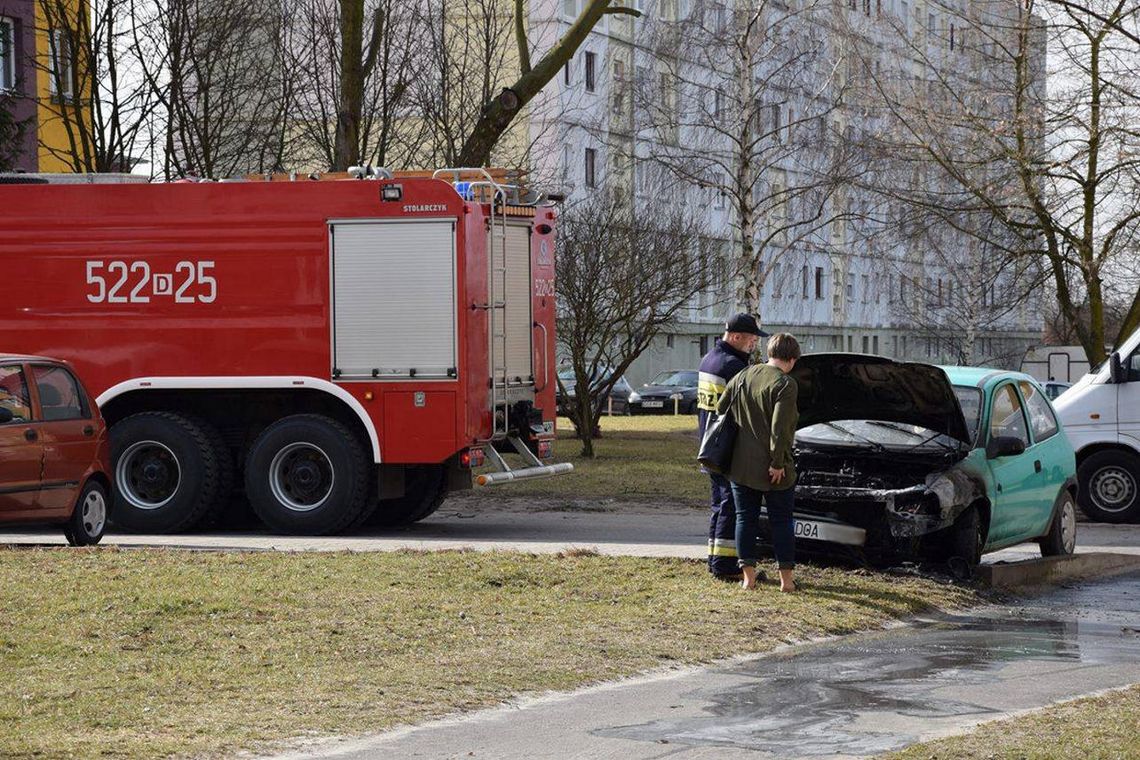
top-left (596, 575), bottom-right (1140, 757)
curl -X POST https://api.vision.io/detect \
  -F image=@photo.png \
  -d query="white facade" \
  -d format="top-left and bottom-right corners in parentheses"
top-left (529, 0), bottom-right (1044, 386)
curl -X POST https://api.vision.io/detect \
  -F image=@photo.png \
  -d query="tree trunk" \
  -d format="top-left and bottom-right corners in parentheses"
top-left (333, 0), bottom-right (365, 170)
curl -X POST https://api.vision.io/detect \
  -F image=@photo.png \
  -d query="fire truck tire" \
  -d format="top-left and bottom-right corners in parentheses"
top-left (244, 415), bottom-right (373, 535)
top-left (110, 412), bottom-right (225, 534)
top-left (181, 417), bottom-right (236, 530)
top-left (367, 465), bottom-right (448, 527)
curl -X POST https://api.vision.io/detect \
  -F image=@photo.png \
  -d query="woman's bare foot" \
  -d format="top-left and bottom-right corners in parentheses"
top-left (740, 565), bottom-right (760, 590)
top-left (778, 568), bottom-right (796, 593)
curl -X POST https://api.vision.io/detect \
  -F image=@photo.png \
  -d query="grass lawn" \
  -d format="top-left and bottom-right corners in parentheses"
top-left (480, 415), bottom-right (708, 504)
top-left (0, 547), bottom-right (978, 759)
top-left (885, 684), bottom-right (1140, 759)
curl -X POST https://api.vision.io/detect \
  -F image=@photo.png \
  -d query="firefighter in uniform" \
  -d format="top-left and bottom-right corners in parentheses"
top-left (698, 314), bottom-right (767, 580)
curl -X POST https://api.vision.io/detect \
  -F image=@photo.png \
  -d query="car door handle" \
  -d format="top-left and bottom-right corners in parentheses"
top-left (24, 428), bottom-right (37, 442)
top-left (83, 425), bottom-right (95, 437)
top-left (1034, 460), bottom-right (1042, 473)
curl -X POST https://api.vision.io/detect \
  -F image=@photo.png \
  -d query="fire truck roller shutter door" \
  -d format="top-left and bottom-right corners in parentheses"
top-left (330, 220), bottom-right (457, 379)
top-left (498, 224), bottom-right (534, 386)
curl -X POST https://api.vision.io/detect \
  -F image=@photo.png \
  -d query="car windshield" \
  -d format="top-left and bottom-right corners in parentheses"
top-left (796, 420), bottom-right (961, 451)
top-left (649, 370), bottom-right (697, 386)
top-left (952, 386), bottom-right (982, 444)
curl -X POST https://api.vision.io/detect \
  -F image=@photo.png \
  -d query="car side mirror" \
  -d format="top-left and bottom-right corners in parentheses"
top-left (0, 407), bottom-right (12, 424)
top-left (986, 435), bottom-right (1025, 459)
top-left (1110, 352), bottom-right (1125, 384)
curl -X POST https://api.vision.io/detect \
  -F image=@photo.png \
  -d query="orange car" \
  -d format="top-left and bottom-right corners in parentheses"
top-left (0, 355), bottom-right (110, 545)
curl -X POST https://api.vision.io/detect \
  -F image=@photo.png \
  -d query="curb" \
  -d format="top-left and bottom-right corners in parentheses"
top-left (977, 551), bottom-right (1140, 589)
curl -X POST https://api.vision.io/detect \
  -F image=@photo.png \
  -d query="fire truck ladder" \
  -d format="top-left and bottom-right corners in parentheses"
top-left (433, 168), bottom-right (572, 486)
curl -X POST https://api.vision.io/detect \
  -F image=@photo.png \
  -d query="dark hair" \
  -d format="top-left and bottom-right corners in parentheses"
top-left (767, 333), bottom-right (801, 361)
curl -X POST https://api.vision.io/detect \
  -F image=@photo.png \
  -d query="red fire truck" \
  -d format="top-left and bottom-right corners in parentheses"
top-left (0, 168), bottom-right (571, 534)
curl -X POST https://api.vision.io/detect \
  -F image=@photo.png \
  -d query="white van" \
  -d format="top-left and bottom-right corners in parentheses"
top-left (1054, 330), bottom-right (1140, 522)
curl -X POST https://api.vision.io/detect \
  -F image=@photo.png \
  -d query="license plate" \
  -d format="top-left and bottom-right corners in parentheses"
top-left (642, 400), bottom-right (664, 408)
top-left (793, 519), bottom-right (822, 539)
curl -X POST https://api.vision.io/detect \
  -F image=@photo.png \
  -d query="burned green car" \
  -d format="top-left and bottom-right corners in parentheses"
top-left (783, 355), bottom-right (1077, 565)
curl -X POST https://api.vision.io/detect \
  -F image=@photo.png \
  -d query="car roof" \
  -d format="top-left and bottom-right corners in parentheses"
top-left (939, 365), bottom-right (1041, 390)
top-left (0, 353), bottom-right (60, 363)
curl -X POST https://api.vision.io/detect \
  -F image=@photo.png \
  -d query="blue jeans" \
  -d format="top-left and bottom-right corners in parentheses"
top-left (731, 482), bottom-right (796, 570)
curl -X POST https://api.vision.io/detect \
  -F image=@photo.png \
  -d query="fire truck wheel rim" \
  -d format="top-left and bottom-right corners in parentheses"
top-left (116, 440), bottom-right (182, 510)
top-left (269, 442), bottom-right (335, 512)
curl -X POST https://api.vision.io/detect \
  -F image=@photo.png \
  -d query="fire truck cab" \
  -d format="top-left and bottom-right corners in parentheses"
top-left (0, 168), bottom-right (570, 534)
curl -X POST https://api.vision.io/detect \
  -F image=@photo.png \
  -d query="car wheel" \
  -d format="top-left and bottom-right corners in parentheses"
top-left (111, 412), bottom-right (225, 533)
top-left (1039, 490), bottom-right (1077, 557)
top-left (1078, 450), bottom-right (1140, 523)
top-left (948, 504), bottom-right (985, 566)
top-left (244, 414), bottom-right (373, 535)
top-left (64, 480), bottom-right (108, 546)
top-left (367, 465), bottom-right (448, 527)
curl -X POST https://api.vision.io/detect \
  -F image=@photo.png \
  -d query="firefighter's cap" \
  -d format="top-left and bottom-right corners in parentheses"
top-left (725, 313), bottom-right (768, 337)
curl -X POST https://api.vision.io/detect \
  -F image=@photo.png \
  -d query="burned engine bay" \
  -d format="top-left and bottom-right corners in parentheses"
top-left (792, 440), bottom-right (985, 549)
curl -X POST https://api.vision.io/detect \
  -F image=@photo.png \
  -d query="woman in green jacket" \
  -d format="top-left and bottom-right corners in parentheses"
top-left (716, 333), bottom-right (801, 592)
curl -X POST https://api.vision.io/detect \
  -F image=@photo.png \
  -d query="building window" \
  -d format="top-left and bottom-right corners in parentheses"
top-left (49, 29), bottom-right (74, 101)
top-left (872, 335), bottom-right (879, 354)
top-left (714, 88), bottom-right (724, 119)
top-left (814, 266), bottom-right (824, 299)
top-left (699, 336), bottom-right (709, 355)
top-left (563, 0), bottom-right (577, 18)
top-left (564, 60), bottom-right (571, 86)
top-left (0, 17), bottom-right (15, 93)
top-left (584, 147), bottom-right (597, 187)
top-left (862, 336), bottom-right (870, 353)
top-left (801, 265), bottom-right (809, 299)
top-left (666, 334), bottom-right (675, 349)
top-left (862, 274), bottom-right (869, 303)
top-left (846, 274), bottom-right (854, 300)
top-left (585, 51), bottom-right (596, 92)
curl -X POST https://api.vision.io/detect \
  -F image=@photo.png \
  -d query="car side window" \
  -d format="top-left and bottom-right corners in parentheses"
top-left (31, 365), bottom-right (89, 421)
top-left (0, 365), bottom-right (33, 423)
top-left (1019, 381), bottom-right (1059, 443)
top-left (989, 383), bottom-right (1030, 446)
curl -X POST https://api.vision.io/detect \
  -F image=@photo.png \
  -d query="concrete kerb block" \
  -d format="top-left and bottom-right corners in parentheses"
top-left (977, 552), bottom-right (1140, 589)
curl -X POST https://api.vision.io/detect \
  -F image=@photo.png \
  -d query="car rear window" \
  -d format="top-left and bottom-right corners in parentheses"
top-left (0, 365), bottom-right (32, 422)
top-left (31, 365), bottom-right (90, 421)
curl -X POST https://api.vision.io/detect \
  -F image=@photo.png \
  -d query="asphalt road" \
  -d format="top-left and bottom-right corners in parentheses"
top-left (1, 495), bottom-right (1137, 566)
top-left (267, 572), bottom-right (1140, 760)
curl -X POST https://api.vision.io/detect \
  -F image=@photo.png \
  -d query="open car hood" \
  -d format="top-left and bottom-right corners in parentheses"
top-left (789, 354), bottom-right (971, 445)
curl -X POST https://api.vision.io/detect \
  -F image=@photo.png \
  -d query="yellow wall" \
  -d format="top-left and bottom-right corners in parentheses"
top-left (33, 0), bottom-right (89, 172)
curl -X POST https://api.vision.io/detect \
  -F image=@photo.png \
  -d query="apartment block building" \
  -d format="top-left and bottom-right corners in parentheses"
top-left (527, 0), bottom-right (1044, 385)
top-left (0, 0), bottom-right (88, 172)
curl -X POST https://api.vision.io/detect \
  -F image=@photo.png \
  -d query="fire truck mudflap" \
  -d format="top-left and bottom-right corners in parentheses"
top-left (0, 168), bottom-right (571, 535)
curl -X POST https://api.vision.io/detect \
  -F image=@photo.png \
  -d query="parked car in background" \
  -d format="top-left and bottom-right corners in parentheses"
top-left (1043, 381), bottom-right (1072, 400)
top-left (631, 370), bottom-right (699, 414)
top-left (556, 366), bottom-right (634, 416)
top-left (775, 356), bottom-right (1077, 566)
top-left (0, 355), bottom-right (110, 545)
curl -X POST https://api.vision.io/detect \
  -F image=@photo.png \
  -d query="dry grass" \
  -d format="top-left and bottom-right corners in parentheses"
top-left (884, 685), bottom-right (1140, 759)
top-left (484, 415), bottom-right (708, 503)
top-left (0, 547), bottom-right (977, 759)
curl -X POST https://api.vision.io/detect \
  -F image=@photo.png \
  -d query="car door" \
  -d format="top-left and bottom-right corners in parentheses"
top-left (1019, 380), bottom-right (1071, 537)
top-left (984, 382), bottom-right (1037, 545)
top-left (29, 364), bottom-right (98, 517)
top-left (0, 363), bottom-right (42, 514)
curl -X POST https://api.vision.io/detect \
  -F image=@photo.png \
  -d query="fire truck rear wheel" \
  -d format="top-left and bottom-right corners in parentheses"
top-left (110, 412), bottom-right (226, 534)
top-left (244, 415), bottom-right (374, 535)
top-left (367, 465), bottom-right (448, 527)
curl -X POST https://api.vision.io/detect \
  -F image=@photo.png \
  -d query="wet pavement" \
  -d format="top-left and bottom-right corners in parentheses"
top-left (272, 573), bottom-right (1140, 760)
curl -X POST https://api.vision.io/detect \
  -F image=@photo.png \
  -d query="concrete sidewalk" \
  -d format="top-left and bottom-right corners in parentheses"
top-left (266, 573), bottom-right (1140, 760)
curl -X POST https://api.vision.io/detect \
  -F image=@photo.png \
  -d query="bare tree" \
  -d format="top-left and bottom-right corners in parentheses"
top-left (556, 187), bottom-right (706, 457)
top-left (0, 95), bottom-right (28, 171)
top-left (625, 0), bottom-right (854, 318)
top-left (155, 0), bottom-right (295, 178)
top-left (858, 0), bottom-right (1140, 365)
top-left (34, 0), bottom-right (160, 171)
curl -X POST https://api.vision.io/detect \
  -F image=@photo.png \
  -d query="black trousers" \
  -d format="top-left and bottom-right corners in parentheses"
top-left (707, 473), bottom-right (739, 576)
